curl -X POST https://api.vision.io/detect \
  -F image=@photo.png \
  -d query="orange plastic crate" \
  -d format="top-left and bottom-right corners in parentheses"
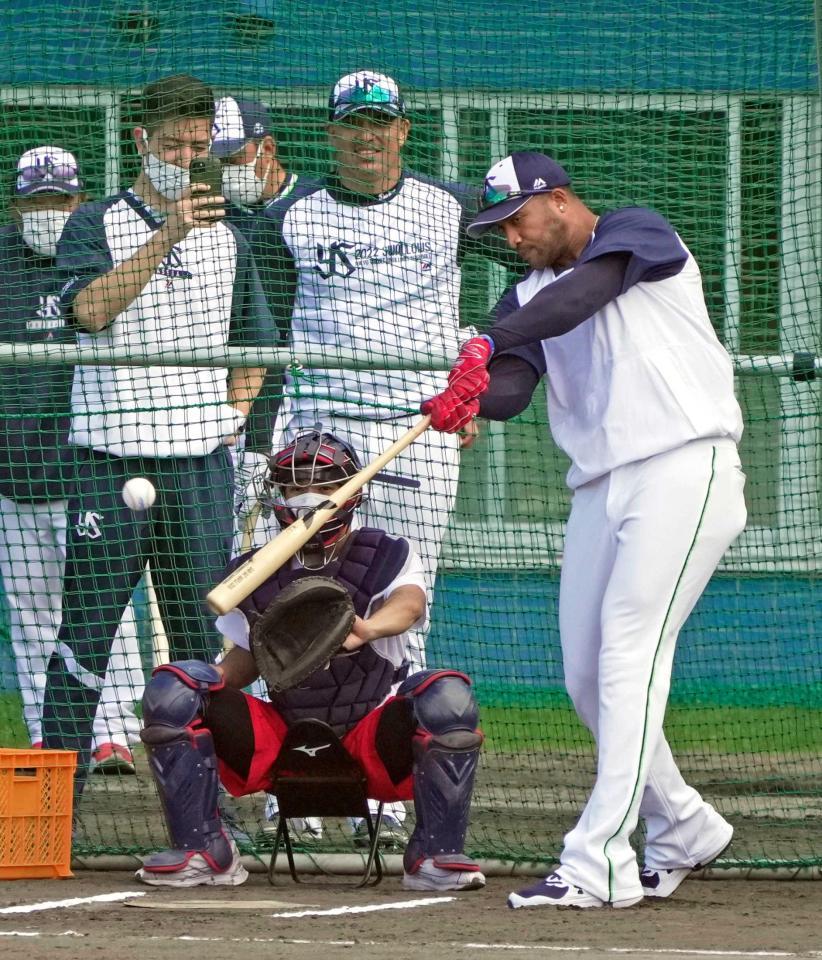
top-left (0, 748), bottom-right (77, 880)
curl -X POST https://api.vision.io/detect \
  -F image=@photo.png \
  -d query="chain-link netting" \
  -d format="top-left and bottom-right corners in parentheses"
top-left (0, 1), bottom-right (820, 872)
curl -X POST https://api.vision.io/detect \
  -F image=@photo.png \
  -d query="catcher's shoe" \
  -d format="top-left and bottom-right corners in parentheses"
top-left (136, 838), bottom-right (248, 888)
top-left (402, 854), bottom-right (485, 892)
top-left (641, 827), bottom-right (733, 899)
top-left (508, 872), bottom-right (643, 910)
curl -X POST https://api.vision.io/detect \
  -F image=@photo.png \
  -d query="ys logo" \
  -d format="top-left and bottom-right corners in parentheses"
top-left (75, 510), bottom-right (103, 540)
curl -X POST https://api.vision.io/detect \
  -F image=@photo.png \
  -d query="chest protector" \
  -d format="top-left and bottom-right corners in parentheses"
top-left (234, 528), bottom-right (411, 735)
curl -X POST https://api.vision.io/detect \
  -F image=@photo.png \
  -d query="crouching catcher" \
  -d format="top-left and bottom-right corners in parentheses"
top-left (136, 431), bottom-right (485, 891)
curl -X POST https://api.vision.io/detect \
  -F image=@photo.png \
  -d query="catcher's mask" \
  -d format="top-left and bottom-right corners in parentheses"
top-left (266, 431), bottom-right (364, 567)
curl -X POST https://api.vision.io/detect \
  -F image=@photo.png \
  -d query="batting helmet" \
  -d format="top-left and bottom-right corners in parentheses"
top-left (266, 431), bottom-right (364, 565)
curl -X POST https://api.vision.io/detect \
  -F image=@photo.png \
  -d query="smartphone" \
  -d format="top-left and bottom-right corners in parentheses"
top-left (189, 155), bottom-right (224, 199)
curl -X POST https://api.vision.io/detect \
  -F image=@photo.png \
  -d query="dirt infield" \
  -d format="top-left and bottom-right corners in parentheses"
top-left (1, 872), bottom-right (820, 960)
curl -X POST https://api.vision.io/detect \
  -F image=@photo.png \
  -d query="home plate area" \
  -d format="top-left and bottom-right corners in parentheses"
top-left (0, 873), bottom-right (820, 960)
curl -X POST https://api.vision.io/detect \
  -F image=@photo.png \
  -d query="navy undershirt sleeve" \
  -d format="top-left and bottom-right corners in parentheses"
top-left (487, 253), bottom-right (629, 353)
top-left (478, 353), bottom-right (542, 421)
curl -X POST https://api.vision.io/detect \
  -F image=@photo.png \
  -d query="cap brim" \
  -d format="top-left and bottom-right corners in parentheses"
top-left (210, 138), bottom-right (250, 158)
top-left (16, 182), bottom-right (81, 197)
top-left (331, 103), bottom-right (403, 122)
top-left (466, 196), bottom-right (531, 238)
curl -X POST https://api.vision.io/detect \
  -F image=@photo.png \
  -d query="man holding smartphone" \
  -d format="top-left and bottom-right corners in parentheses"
top-left (40, 74), bottom-right (274, 791)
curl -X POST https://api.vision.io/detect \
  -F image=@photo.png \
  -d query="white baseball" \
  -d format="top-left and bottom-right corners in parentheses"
top-left (121, 477), bottom-right (157, 511)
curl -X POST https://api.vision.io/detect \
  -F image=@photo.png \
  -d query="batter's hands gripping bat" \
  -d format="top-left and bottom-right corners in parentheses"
top-left (206, 415), bottom-right (431, 615)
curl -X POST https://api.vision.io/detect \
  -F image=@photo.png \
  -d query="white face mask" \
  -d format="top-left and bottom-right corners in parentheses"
top-left (282, 491), bottom-right (331, 519)
top-left (139, 130), bottom-right (190, 201)
top-left (19, 209), bottom-right (72, 258)
top-left (221, 144), bottom-right (269, 206)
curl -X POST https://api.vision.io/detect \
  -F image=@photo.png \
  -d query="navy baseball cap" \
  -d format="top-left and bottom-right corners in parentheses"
top-left (211, 97), bottom-right (273, 158)
top-left (466, 152), bottom-right (571, 237)
top-left (329, 71), bottom-right (406, 122)
top-left (14, 146), bottom-right (83, 196)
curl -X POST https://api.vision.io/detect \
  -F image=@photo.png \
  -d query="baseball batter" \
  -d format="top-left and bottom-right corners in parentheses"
top-left (422, 152), bottom-right (747, 908)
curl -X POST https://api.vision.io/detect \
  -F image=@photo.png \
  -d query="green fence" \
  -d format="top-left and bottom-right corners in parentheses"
top-left (0, 0), bottom-right (820, 870)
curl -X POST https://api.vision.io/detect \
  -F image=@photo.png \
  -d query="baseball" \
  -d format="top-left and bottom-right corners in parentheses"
top-left (121, 477), bottom-right (157, 511)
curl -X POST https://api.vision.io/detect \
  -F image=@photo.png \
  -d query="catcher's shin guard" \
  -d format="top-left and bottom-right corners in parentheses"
top-left (400, 671), bottom-right (483, 873)
top-left (139, 661), bottom-right (234, 874)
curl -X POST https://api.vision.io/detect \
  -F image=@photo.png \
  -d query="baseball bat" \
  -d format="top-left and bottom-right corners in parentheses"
top-left (221, 500), bottom-right (265, 654)
top-left (206, 415), bottom-right (431, 615)
top-left (144, 566), bottom-right (170, 667)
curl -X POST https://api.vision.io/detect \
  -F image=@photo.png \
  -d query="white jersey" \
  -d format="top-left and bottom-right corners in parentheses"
top-left (498, 208), bottom-right (743, 488)
top-left (254, 170), bottom-right (508, 422)
top-left (58, 191), bottom-right (273, 458)
top-left (216, 537), bottom-right (427, 670)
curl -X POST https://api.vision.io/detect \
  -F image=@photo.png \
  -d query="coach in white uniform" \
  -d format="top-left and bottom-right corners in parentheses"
top-left (252, 71), bottom-right (516, 672)
top-left (40, 75), bottom-right (273, 784)
top-left (422, 152), bottom-right (746, 909)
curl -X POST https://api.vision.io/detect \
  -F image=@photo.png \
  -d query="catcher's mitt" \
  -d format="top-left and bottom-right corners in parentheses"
top-left (251, 576), bottom-right (355, 692)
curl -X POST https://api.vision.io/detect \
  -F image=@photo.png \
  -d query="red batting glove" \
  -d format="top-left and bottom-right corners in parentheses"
top-left (421, 391), bottom-right (480, 433)
top-left (447, 335), bottom-right (494, 401)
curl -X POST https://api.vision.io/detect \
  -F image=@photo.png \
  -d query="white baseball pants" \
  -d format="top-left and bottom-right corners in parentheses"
top-left (0, 495), bottom-right (144, 748)
top-left (555, 438), bottom-right (747, 903)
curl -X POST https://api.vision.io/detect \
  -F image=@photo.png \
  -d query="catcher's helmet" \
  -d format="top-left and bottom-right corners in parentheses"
top-left (266, 431), bottom-right (364, 563)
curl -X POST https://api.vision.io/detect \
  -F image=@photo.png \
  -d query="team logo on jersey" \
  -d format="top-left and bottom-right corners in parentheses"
top-left (157, 245), bottom-right (193, 281)
top-left (26, 294), bottom-right (64, 331)
top-left (314, 239), bottom-right (435, 278)
top-left (75, 510), bottom-right (103, 540)
top-left (314, 240), bottom-right (357, 278)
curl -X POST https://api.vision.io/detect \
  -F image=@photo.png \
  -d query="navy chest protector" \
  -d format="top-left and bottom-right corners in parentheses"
top-left (234, 528), bottom-right (412, 735)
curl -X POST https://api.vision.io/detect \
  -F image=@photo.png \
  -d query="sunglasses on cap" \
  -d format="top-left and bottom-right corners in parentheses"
top-left (339, 84), bottom-right (395, 107)
top-left (482, 182), bottom-right (556, 209)
top-left (332, 82), bottom-right (405, 121)
top-left (18, 162), bottom-right (78, 182)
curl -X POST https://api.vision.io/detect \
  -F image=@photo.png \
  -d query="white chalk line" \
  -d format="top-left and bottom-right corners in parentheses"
top-left (0, 930), bottom-right (820, 958)
top-left (0, 891), bottom-right (145, 915)
top-left (269, 895), bottom-right (456, 918)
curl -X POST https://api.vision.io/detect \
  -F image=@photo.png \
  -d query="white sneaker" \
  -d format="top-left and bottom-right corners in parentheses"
top-left (136, 839), bottom-right (248, 888)
top-left (508, 872), bottom-right (643, 910)
top-left (402, 855), bottom-right (485, 892)
top-left (289, 817), bottom-right (323, 843)
top-left (641, 828), bottom-right (733, 899)
top-left (639, 865), bottom-right (692, 898)
top-left (353, 814), bottom-right (407, 850)
top-left (260, 815), bottom-right (323, 843)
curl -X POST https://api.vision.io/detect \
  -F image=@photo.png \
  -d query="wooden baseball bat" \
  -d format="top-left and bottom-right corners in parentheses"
top-left (206, 415), bottom-right (431, 615)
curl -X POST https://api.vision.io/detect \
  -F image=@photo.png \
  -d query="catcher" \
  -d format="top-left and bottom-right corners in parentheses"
top-left (136, 430), bottom-right (485, 891)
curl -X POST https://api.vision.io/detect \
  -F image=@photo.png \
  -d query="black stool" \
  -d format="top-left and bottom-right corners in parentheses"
top-left (266, 719), bottom-right (384, 886)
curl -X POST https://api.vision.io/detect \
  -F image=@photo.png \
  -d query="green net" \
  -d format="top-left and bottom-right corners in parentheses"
top-left (0, 0), bottom-right (820, 873)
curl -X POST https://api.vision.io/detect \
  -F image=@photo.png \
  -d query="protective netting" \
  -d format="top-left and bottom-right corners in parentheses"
top-left (0, 0), bottom-right (820, 871)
